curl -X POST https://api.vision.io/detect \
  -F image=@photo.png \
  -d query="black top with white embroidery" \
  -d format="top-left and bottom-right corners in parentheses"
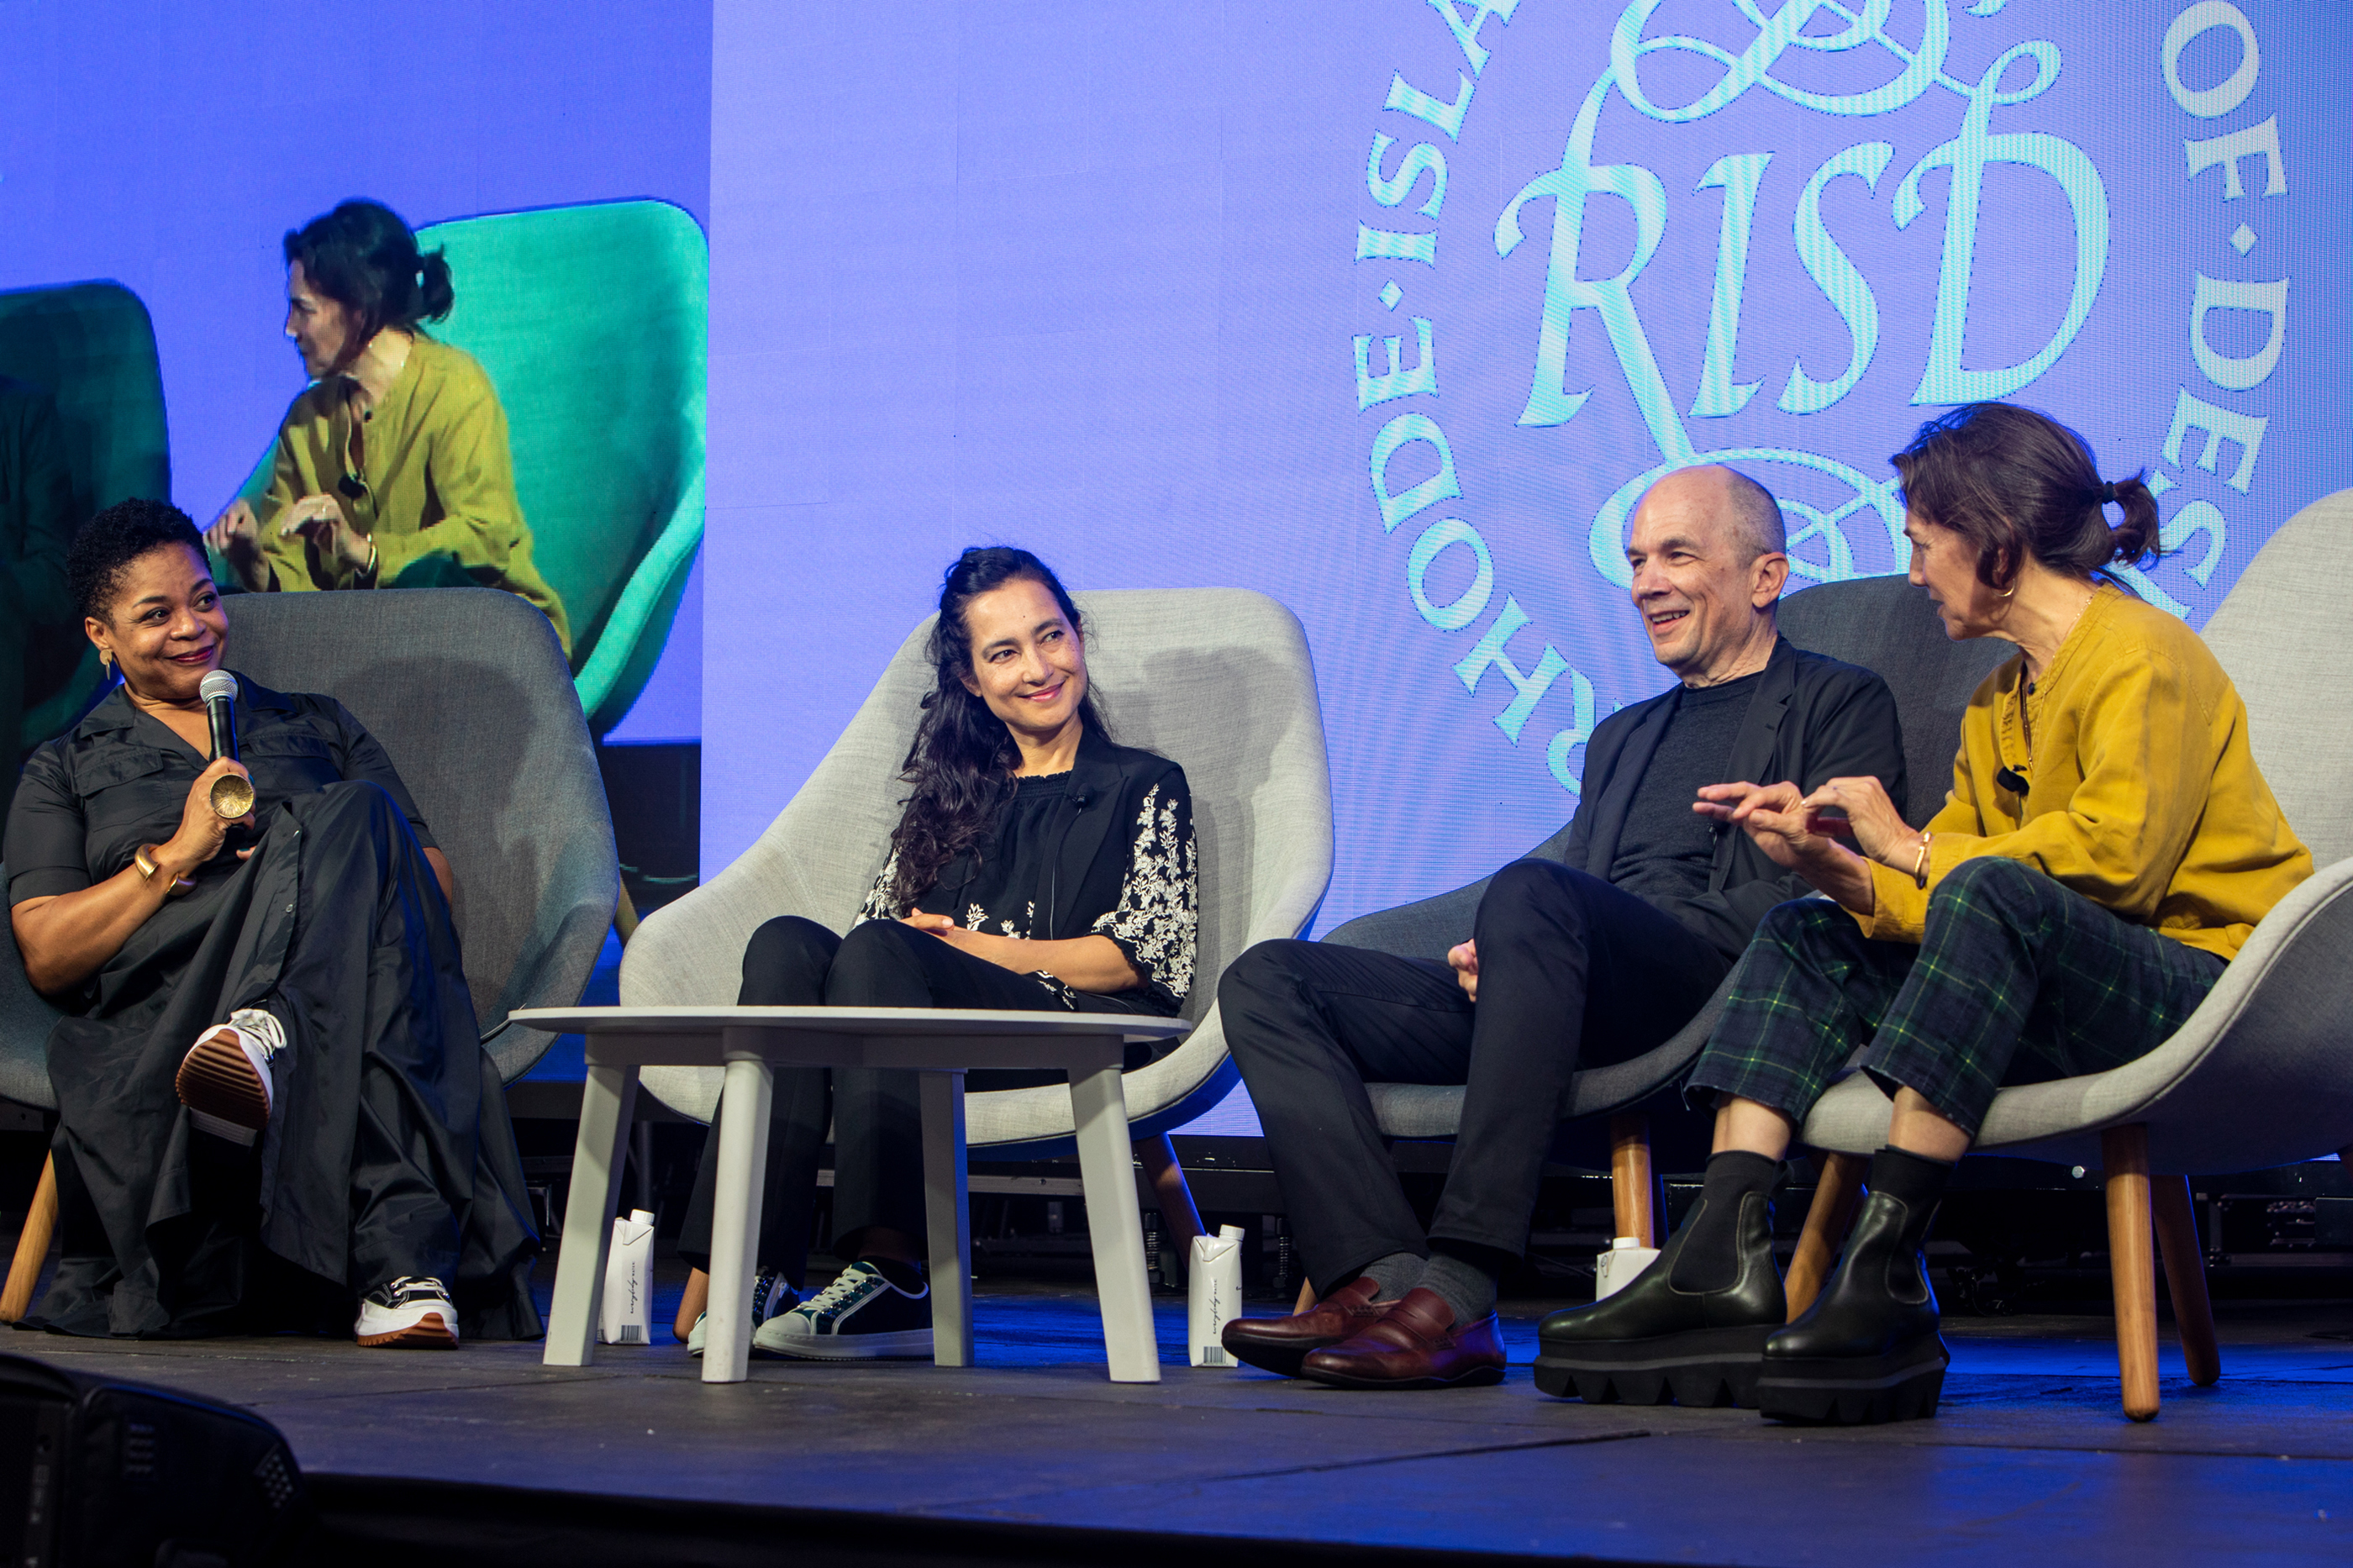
top-left (856, 729), bottom-right (1198, 1016)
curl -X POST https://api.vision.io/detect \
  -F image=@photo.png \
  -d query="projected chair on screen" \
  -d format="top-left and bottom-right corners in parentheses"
top-left (1792, 492), bottom-right (2353, 1422)
top-left (1, 588), bottom-right (618, 1319)
top-left (0, 281), bottom-right (172, 757)
top-left (1319, 572), bottom-right (2009, 1283)
top-left (229, 199), bottom-right (706, 739)
top-left (623, 588), bottom-right (1333, 1344)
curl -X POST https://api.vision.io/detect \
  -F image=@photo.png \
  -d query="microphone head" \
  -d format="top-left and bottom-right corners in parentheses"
top-left (199, 671), bottom-right (239, 703)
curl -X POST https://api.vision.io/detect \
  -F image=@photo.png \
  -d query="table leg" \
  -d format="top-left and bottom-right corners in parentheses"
top-left (1068, 1060), bottom-right (1160, 1383)
top-left (545, 1062), bottom-right (639, 1367)
top-left (703, 1057), bottom-right (776, 1385)
top-left (919, 1070), bottom-right (972, 1368)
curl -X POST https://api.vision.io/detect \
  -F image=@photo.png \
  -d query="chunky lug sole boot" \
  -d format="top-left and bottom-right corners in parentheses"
top-left (1534, 1189), bottom-right (1784, 1408)
top-left (1757, 1189), bottom-right (1948, 1424)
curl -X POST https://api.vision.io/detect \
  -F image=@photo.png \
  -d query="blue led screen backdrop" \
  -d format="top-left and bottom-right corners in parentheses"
top-left (706, 0), bottom-right (2348, 941)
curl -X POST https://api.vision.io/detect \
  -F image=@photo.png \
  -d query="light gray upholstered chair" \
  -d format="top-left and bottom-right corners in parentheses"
top-left (1323, 576), bottom-right (2010, 1247)
top-left (627, 588), bottom-right (1333, 1224)
top-left (3, 587), bottom-right (619, 1314)
top-left (1791, 490), bottom-right (2353, 1422)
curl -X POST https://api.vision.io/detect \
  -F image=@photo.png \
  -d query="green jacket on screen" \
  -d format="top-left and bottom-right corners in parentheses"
top-left (257, 335), bottom-right (571, 654)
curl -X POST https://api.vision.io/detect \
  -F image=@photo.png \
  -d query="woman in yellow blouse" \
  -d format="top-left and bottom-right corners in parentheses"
top-left (205, 200), bottom-right (569, 653)
top-left (1538, 402), bottom-right (2311, 1425)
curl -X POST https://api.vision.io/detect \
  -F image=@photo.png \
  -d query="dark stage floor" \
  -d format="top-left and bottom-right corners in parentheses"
top-left (10, 1261), bottom-right (2353, 1567)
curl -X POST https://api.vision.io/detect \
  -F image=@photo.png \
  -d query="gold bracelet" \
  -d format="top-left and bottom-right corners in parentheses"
top-left (1910, 831), bottom-right (1932, 889)
top-left (134, 844), bottom-right (195, 897)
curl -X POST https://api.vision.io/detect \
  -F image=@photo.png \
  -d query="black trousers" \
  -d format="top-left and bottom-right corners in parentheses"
top-left (1218, 860), bottom-right (1730, 1293)
top-left (676, 917), bottom-right (1078, 1282)
top-left (39, 780), bottom-right (539, 1339)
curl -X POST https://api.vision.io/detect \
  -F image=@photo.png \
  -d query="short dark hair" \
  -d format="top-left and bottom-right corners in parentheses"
top-left (283, 199), bottom-right (454, 368)
top-left (69, 498), bottom-right (207, 621)
top-left (1892, 403), bottom-right (2161, 592)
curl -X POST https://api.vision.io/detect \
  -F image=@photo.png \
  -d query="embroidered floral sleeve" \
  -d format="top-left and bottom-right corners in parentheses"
top-left (855, 849), bottom-right (903, 923)
top-left (1091, 779), bottom-right (1198, 1009)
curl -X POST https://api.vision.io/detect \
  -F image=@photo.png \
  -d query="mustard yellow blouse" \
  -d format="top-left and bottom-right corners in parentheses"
top-left (1863, 585), bottom-right (2310, 960)
top-left (256, 336), bottom-right (571, 653)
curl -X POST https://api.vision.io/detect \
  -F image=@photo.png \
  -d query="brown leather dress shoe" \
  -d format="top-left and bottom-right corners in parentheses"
top-left (1297, 1287), bottom-right (1508, 1390)
top-left (1220, 1276), bottom-right (1396, 1377)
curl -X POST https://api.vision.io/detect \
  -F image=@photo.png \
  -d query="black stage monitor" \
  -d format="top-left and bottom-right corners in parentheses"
top-left (0, 1351), bottom-right (307, 1567)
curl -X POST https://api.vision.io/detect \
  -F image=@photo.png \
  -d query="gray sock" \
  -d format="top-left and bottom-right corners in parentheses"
top-left (1419, 1251), bottom-right (1498, 1326)
top-left (1355, 1250), bottom-right (1426, 1302)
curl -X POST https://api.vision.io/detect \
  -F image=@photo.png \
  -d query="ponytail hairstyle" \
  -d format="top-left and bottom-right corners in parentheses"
top-left (883, 547), bottom-right (1108, 914)
top-left (1891, 403), bottom-right (2161, 593)
top-left (282, 199), bottom-right (455, 373)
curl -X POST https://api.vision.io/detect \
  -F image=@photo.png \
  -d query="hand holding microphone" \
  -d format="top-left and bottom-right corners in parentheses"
top-left (199, 671), bottom-right (256, 821)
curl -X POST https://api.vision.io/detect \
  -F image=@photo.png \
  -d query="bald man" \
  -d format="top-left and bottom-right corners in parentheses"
top-left (1217, 466), bottom-right (1906, 1389)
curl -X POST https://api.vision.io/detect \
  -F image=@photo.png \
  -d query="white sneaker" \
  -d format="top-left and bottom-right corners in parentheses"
top-left (687, 1270), bottom-right (797, 1357)
top-left (753, 1260), bottom-right (932, 1360)
top-left (176, 1007), bottom-right (285, 1144)
top-left (356, 1276), bottom-right (459, 1348)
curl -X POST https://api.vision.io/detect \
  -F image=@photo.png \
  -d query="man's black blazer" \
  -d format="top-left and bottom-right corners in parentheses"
top-left (1556, 635), bottom-right (1906, 960)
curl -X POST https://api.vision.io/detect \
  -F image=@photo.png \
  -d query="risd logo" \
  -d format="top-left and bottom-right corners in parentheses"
top-left (1356, 0), bottom-right (2292, 796)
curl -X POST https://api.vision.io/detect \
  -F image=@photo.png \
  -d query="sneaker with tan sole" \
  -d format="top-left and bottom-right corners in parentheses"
top-left (356, 1276), bottom-right (460, 1348)
top-left (176, 1007), bottom-right (285, 1144)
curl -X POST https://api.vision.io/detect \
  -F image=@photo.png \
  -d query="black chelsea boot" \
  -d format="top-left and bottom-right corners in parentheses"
top-left (1534, 1186), bottom-right (1786, 1408)
top-left (1756, 1187), bottom-right (1948, 1423)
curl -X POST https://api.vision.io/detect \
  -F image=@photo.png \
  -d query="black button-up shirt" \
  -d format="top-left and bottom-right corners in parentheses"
top-left (6, 673), bottom-right (435, 905)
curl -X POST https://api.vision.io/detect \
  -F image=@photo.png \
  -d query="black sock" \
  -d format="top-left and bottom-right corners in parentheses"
top-left (1866, 1146), bottom-right (1954, 1213)
top-left (1667, 1150), bottom-right (1782, 1293)
top-left (860, 1255), bottom-right (926, 1293)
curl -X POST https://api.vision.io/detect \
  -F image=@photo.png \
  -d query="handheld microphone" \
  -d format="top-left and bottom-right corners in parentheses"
top-left (199, 671), bottom-right (255, 820)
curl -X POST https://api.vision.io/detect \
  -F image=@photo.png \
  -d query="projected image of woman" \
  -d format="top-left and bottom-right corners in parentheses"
top-left (6, 501), bottom-right (540, 1347)
top-left (205, 199), bottom-right (570, 653)
top-left (672, 546), bottom-right (1198, 1361)
top-left (1540, 403), bottom-right (2313, 1423)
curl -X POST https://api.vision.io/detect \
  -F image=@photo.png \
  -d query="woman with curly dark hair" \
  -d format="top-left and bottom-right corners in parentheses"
top-left (1540, 402), bottom-right (2311, 1424)
top-left (6, 500), bottom-right (540, 1347)
top-left (672, 546), bottom-right (1198, 1360)
top-left (204, 198), bottom-right (569, 652)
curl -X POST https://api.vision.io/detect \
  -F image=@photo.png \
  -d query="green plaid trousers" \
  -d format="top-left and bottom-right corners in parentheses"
top-left (1689, 856), bottom-right (2227, 1139)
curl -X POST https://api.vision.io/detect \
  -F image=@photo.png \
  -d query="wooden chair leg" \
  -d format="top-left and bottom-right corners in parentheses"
top-left (2, 1154), bottom-right (59, 1323)
top-left (1785, 1151), bottom-right (1866, 1322)
top-left (1134, 1133), bottom-right (1204, 1255)
top-left (1608, 1112), bottom-right (1657, 1246)
top-left (2103, 1123), bottom-right (2161, 1422)
top-left (2153, 1173), bottom-right (2220, 1388)
top-left (613, 881), bottom-right (641, 943)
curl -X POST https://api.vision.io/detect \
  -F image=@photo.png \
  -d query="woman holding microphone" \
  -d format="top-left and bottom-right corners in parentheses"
top-left (8, 500), bottom-right (539, 1346)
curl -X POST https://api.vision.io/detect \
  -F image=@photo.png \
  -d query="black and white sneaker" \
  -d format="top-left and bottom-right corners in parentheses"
top-left (753, 1260), bottom-right (932, 1360)
top-left (356, 1276), bottom-right (459, 1348)
top-left (687, 1270), bottom-right (797, 1357)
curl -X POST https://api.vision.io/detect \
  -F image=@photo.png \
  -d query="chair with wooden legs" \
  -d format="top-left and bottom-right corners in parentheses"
top-left (1318, 572), bottom-right (2009, 1303)
top-left (2, 588), bottom-right (618, 1322)
top-left (1786, 490), bottom-right (2353, 1421)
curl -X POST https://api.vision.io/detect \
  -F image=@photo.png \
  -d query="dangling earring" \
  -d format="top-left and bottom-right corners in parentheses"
top-left (98, 647), bottom-right (113, 672)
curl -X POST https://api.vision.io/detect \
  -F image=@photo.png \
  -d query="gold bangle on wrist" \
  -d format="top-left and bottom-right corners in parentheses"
top-left (1910, 831), bottom-right (1932, 889)
top-left (134, 844), bottom-right (195, 897)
